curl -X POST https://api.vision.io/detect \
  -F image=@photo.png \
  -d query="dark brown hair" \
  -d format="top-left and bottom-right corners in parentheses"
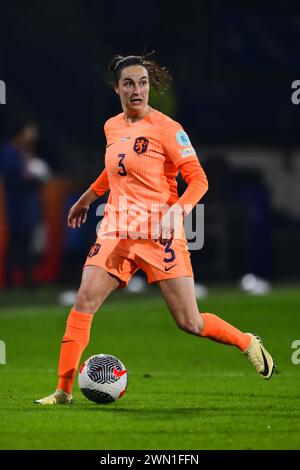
top-left (108, 52), bottom-right (172, 94)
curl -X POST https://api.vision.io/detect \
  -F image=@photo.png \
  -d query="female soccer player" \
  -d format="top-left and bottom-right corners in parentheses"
top-left (36, 54), bottom-right (274, 404)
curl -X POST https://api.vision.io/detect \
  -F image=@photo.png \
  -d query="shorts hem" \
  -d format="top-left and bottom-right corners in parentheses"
top-left (148, 273), bottom-right (194, 284)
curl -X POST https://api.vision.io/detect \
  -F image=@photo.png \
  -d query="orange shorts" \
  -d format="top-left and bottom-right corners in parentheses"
top-left (84, 237), bottom-right (194, 288)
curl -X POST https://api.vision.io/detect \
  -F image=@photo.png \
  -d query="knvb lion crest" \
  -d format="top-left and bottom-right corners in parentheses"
top-left (88, 243), bottom-right (101, 257)
top-left (133, 136), bottom-right (149, 154)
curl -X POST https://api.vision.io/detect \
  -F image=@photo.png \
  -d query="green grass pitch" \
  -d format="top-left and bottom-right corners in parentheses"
top-left (0, 286), bottom-right (300, 450)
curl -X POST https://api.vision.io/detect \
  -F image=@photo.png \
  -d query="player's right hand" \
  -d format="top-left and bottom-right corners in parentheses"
top-left (67, 203), bottom-right (89, 229)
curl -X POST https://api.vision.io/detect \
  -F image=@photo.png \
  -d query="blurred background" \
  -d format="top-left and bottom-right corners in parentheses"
top-left (0, 0), bottom-right (300, 299)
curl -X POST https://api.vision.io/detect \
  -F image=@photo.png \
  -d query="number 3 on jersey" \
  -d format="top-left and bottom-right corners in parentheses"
top-left (117, 153), bottom-right (127, 176)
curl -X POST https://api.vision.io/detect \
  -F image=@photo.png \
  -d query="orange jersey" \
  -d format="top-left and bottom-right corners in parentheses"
top-left (91, 108), bottom-right (207, 238)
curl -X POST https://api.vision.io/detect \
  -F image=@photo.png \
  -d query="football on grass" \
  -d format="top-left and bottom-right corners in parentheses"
top-left (78, 354), bottom-right (127, 404)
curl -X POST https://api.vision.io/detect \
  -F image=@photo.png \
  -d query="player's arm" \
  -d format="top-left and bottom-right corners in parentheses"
top-left (176, 159), bottom-right (208, 215)
top-left (155, 123), bottom-right (208, 241)
top-left (90, 168), bottom-right (110, 196)
top-left (68, 169), bottom-right (109, 229)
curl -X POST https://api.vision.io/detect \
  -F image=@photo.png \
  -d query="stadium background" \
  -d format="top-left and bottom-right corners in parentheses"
top-left (1, 0), bottom-right (300, 288)
top-left (0, 0), bottom-right (300, 452)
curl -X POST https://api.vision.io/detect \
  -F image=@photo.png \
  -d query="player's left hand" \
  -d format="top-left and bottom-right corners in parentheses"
top-left (154, 203), bottom-right (183, 244)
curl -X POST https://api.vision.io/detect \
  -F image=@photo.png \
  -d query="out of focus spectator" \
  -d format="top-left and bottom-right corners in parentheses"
top-left (0, 121), bottom-right (52, 287)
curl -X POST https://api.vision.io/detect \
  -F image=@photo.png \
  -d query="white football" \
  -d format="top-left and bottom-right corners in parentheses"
top-left (78, 354), bottom-right (127, 404)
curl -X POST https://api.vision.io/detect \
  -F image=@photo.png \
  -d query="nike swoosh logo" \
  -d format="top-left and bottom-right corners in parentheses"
top-left (165, 264), bottom-right (177, 272)
top-left (260, 347), bottom-right (270, 377)
top-left (113, 367), bottom-right (127, 378)
top-left (62, 340), bottom-right (74, 343)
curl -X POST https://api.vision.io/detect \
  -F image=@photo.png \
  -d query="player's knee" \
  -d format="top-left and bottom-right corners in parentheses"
top-left (74, 289), bottom-right (102, 314)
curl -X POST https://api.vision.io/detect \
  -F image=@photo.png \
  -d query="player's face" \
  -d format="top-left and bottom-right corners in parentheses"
top-left (115, 65), bottom-right (150, 113)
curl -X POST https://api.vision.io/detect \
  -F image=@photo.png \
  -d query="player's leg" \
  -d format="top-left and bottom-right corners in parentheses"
top-left (74, 264), bottom-right (120, 313)
top-left (35, 266), bottom-right (120, 404)
top-left (57, 265), bottom-right (120, 392)
top-left (158, 276), bottom-right (204, 335)
top-left (157, 276), bottom-right (275, 379)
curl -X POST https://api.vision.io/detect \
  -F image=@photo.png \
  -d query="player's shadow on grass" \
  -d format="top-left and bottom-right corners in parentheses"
top-left (74, 404), bottom-right (299, 417)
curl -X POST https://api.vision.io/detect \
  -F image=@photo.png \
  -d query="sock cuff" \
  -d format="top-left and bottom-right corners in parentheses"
top-left (200, 312), bottom-right (214, 337)
top-left (67, 309), bottom-right (94, 329)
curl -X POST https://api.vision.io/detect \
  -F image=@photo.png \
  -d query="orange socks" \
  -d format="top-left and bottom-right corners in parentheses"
top-left (56, 309), bottom-right (250, 394)
top-left (57, 309), bottom-right (93, 394)
top-left (200, 313), bottom-right (251, 352)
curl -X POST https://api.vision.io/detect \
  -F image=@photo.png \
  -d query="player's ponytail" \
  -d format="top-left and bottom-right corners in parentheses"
top-left (108, 52), bottom-right (172, 94)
